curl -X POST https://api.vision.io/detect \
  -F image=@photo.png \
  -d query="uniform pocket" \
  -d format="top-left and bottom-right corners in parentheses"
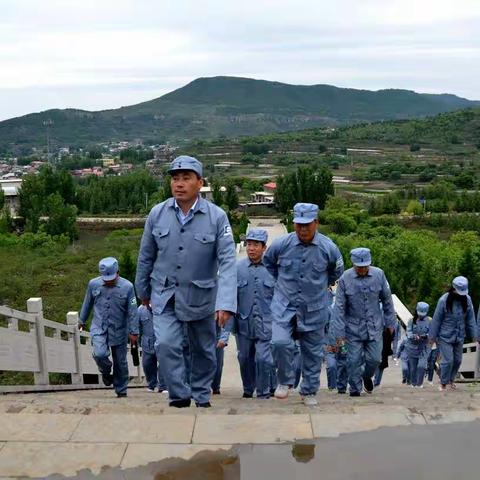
top-left (152, 227), bottom-right (170, 250)
top-left (194, 233), bottom-right (216, 244)
top-left (188, 278), bottom-right (217, 307)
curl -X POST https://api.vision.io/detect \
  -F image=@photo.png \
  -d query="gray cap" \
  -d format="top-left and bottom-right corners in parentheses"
top-left (452, 276), bottom-right (468, 296)
top-left (350, 247), bottom-right (372, 267)
top-left (416, 302), bottom-right (429, 316)
top-left (246, 228), bottom-right (268, 244)
top-left (168, 155), bottom-right (203, 177)
top-left (99, 257), bottom-right (119, 281)
top-left (293, 203), bottom-right (319, 224)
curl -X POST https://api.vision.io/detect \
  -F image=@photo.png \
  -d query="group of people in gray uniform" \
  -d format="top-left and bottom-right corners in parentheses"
top-left (79, 155), bottom-right (480, 405)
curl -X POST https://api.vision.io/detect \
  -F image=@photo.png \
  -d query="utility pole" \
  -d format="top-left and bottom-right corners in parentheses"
top-left (43, 119), bottom-right (53, 165)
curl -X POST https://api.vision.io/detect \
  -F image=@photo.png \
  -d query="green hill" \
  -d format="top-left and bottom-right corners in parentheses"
top-left (0, 76), bottom-right (478, 153)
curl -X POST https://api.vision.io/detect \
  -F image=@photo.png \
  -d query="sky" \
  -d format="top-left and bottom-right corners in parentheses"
top-left (0, 0), bottom-right (479, 121)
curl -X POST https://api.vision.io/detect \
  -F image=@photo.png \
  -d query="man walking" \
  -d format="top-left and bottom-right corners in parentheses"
top-left (135, 156), bottom-right (237, 408)
top-left (263, 203), bottom-right (344, 406)
top-left (332, 248), bottom-right (396, 396)
top-left (79, 257), bottom-right (138, 397)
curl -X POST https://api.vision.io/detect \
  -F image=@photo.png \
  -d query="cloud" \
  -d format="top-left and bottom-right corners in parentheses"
top-left (0, 0), bottom-right (479, 120)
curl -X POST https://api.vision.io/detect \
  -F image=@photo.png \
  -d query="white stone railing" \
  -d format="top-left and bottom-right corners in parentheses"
top-left (392, 294), bottom-right (480, 380)
top-left (0, 298), bottom-right (144, 393)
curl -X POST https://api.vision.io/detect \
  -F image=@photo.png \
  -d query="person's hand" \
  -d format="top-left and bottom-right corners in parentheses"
top-left (216, 310), bottom-right (232, 327)
top-left (142, 298), bottom-right (151, 310)
top-left (336, 337), bottom-right (346, 346)
top-left (326, 344), bottom-right (337, 353)
top-left (129, 334), bottom-right (138, 345)
top-left (78, 323), bottom-right (84, 331)
top-left (217, 340), bottom-right (226, 349)
top-left (388, 327), bottom-right (395, 335)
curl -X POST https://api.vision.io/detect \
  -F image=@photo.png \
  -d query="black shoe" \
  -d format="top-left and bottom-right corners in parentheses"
top-left (102, 373), bottom-right (113, 387)
top-left (169, 399), bottom-right (191, 408)
top-left (242, 393), bottom-right (253, 399)
top-left (195, 401), bottom-right (211, 408)
top-left (363, 377), bottom-right (374, 394)
top-left (116, 393), bottom-right (127, 398)
top-left (402, 379), bottom-right (407, 384)
top-left (350, 391), bottom-right (361, 397)
top-left (212, 390), bottom-right (221, 395)
top-left (338, 390), bottom-right (346, 394)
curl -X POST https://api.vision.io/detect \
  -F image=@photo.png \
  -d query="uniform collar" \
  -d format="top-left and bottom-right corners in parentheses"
top-left (168, 195), bottom-right (207, 214)
top-left (354, 269), bottom-right (372, 278)
top-left (293, 231), bottom-right (321, 246)
top-left (248, 258), bottom-right (264, 267)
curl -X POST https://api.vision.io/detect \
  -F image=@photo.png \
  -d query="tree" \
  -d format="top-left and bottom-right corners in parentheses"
top-left (275, 166), bottom-right (334, 213)
top-left (224, 182), bottom-right (239, 210)
top-left (119, 250), bottom-right (136, 283)
top-left (0, 188), bottom-right (4, 210)
top-left (44, 193), bottom-right (78, 240)
top-left (405, 200), bottom-right (424, 216)
top-left (212, 181), bottom-right (224, 206)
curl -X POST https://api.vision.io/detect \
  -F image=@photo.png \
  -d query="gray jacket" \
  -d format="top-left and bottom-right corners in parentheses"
top-left (135, 197), bottom-right (237, 321)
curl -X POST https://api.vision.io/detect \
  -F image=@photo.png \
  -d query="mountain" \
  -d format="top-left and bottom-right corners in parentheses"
top-left (0, 76), bottom-right (478, 153)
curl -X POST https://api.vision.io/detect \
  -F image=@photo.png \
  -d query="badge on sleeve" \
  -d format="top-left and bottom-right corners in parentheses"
top-left (223, 225), bottom-right (232, 236)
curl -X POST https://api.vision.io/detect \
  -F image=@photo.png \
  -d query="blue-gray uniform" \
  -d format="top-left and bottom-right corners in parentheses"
top-left (332, 248), bottom-right (396, 395)
top-left (406, 302), bottom-right (431, 387)
top-left (396, 337), bottom-right (410, 384)
top-left (263, 210), bottom-right (344, 396)
top-left (230, 230), bottom-right (275, 398)
top-left (429, 276), bottom-right (478, 387)
top-left (135, 157), bottom-right (237, 406)
top-left (79, 257), bottom-right (138, 396)
top-left (211, 323), bottom-right (227, 394)
top-left (324, 305), bottom-right (337, 390)
top-left (138, 305), bottom-right (166, 391)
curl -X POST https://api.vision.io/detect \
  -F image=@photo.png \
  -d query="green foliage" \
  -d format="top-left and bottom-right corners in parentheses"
top-left (0, 189), bottom-right (4, 210)
top-left (275, 165), bottom-right (333, 213)
top-left (119, 148), bottom-right (154, 164)
top-left (242, 142), bottom-right (270, 155)
top-left (212, 181), bottom-right (224, 206)
top-left (19, 166), bottom-right (78, 240)
top-left (76, 170), bottom-right (160, 214)
top-left (330, 227), bottom-right (470, 310)
top-left (0, 207), bottom-right (14, 233)
top-left (405, 200), bottom-right (424, 216)
top-left (368, 194), bottom-right (401, 215)
top-left (119, 249), bottom-right (136, 283)
top-left (44, 193), bottom-right (78, 239)
top-left (224, 182), bottom-right (239, 210)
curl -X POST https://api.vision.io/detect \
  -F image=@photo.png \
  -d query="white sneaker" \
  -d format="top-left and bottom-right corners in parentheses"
top-left (274, 384), bottom-right (290, 399)
top-left (146, 387), bottom-right (155, 393)
top-left (302, 394), bottom-right (318, 406)
top-left (428, 381), bottom-right (434, 386)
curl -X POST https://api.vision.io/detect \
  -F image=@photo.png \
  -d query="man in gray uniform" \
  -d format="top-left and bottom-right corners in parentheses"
top-left (263, 203), bottom-right (344, 406)
top-left (135, 156), bottom-right (237, 408)
top-left (332, 247), bottom-right (396, 396)
top-left (79, 257), bottom-right (139, 397)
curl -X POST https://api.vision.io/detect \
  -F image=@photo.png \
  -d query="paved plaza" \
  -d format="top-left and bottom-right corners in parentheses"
top-left (1, 218), bottom-right (480, 477)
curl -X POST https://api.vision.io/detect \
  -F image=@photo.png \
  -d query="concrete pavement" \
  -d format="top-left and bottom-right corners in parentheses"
top-left (2, 218), bottom-right (480, 477)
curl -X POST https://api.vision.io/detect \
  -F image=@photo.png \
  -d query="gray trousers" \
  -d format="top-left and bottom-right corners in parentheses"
top-left (154, 301), bottom-right (216, 404)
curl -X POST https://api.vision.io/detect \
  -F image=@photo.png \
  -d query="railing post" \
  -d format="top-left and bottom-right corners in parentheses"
top-left (475, 343), bottom-right (480, 380)
top-left (67, 311), bottom-right (84, 385)
top-left (27, 297), bottom-right (49, 386)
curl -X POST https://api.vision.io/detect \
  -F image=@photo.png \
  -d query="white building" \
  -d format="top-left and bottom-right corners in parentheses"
top-left (200, 185), bottom-right (226, 201)
top-left (0, 178), bottom-right (22, 215)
